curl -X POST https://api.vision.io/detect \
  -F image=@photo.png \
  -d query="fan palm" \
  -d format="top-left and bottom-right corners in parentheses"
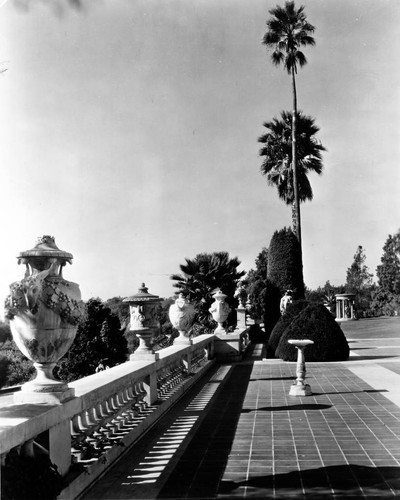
top-left (258, 110), bottom-right (325, 231)
top-left (262, 1), bottom-right (315, 249)
top-left (170, 252), bottom-right (245, 322)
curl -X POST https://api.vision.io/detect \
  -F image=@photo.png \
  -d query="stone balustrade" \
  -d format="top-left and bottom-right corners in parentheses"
top-left (0, 334), bottom-right (215, 499)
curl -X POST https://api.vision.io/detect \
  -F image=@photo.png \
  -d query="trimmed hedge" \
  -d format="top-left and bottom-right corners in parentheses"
top-left (276, 303), bottom-right (349, 362)
top-left (267, 227), bottom-right (305, 300)
top-left (267, 300), bottom-right (310, 357)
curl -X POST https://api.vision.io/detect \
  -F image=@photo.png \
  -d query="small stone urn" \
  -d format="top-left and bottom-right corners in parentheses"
top-left (209, 289), bottom-right (231, 334)
top-left (123, 284), bottom-right (162, 360)
top-left (168, 294), bottom-right (195, 345)
top-left (4, 236), bottom-right (84, 403)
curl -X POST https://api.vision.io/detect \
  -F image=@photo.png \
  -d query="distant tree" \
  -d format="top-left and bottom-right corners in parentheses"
top-left (0, 321), bottom-right (12, 345)
top-left (346, 246), bottom-right (373, 293)
top-left (258, 111), bottom-right (325, 233)
top-left (345, 246), bottom-right (374, 317)
top-left (57, 298), bottom-right (128, 382)
top-left (104, 296), bottom-right (130, 331)
top-left (170, 252), bottom-right (245, 328)
top-left (376, 231), bottom-right (400, 295)
top-left (0, 340), bottom-right (35, 388)
top-left (262, 0), bottom-right (316, 250)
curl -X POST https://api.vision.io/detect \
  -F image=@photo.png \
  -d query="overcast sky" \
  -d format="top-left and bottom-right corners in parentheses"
top-left (0, 0), bottom-right (399, 303)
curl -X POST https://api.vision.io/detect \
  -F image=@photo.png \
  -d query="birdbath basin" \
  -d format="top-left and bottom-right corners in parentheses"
top-left (288, 339), bottom-right (314, 348)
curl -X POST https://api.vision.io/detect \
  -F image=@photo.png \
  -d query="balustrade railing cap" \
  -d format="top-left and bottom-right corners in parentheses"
top-left (123, 283), bottom-right (161, 304)
top-left (17, 235), bottom-right (73, 263)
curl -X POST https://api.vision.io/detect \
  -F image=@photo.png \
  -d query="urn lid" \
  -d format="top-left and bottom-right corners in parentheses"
top-left (123, 283), bottom-right (161, 304)
top-left (212, 289), bottom-right (227, 300)
top-left (18, 235), bottom-right (73, 264)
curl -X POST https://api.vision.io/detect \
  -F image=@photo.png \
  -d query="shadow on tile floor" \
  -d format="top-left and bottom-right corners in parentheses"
top-left (158, 363), bottom-right (254, 499)
top-left (242, 404), bottom-right (332, 412)
top-left (219, 464), bottom-right (400, 499)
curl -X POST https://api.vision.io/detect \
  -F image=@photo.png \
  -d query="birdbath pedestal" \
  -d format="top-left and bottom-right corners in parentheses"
top-left (288, 339), bottom-right (314, 396)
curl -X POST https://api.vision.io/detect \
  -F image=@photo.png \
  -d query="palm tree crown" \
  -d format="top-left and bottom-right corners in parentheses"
top-left (262, 1), bottom-right (315, 74)
top-left (258, 110), bottom-right (325, 205)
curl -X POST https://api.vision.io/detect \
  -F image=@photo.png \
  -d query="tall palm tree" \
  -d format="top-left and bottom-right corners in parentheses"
top-left (262, 1), bottom-right (315, 250)
top-left (258, 110), bottom-right (325, 231)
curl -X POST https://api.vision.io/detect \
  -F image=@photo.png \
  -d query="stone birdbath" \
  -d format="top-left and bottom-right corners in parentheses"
top-left (4, 236), bottom-right (84, 404)
top-left (288, 339), bottom-right (314, 396)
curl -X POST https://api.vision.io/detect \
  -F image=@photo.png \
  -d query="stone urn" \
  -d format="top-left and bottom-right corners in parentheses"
top-left (209, 289), bottom-right (231, 334)
top-left (168, 294), bottom-right (195, 345)
top-left (4, 236), bottom-right (84, 403)
top-left (123, 284), bottom-right (162, 360)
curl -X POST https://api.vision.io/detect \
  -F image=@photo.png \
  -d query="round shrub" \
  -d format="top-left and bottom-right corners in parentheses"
top-left (276, 303), bottom-right (349, 362)
top-left (267, 300), bottom-right (310, 357)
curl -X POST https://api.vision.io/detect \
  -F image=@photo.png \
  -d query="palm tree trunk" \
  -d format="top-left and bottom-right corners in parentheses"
top-left (291, 201), bottom-right (297, 236)
top-left (291, 68), bottom-right (304, 299)
top-left (291, 67), bottom-right (301, 249)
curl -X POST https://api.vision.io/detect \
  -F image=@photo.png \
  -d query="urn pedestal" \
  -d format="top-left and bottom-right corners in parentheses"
top-left (168, 294), bottom-right (195, 345)
top-left (124, 284), bottom-right (162, 361)
top-left (209, 289), bottom-right (231, 334)
top-left (4, 236), bottom-right (84, 404)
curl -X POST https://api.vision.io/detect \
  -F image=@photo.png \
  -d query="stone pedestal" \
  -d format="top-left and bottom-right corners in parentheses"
top-left (129, 328), bottom-right (157, 361)
top-left (214, 330), bottom-right (249, 362)
top-left (288, 339), bottom-right (314, 397)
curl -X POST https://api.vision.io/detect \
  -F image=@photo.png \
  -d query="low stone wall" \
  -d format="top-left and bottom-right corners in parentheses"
top-left (0, 334), bottom-right (215, 499)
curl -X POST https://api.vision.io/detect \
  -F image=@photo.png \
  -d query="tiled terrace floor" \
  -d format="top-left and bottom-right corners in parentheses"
top-left (82, 317), bottom-right (400, 499)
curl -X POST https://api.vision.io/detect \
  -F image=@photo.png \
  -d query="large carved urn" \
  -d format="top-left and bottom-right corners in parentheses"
top-left (168, 294), bottom-right (195, 345)
top-left (123, 284), bottom-right (162, 360)
top-left (209, 289), bottom-right (231, 334)
top-left (4, 236), bottom-right (84, 403)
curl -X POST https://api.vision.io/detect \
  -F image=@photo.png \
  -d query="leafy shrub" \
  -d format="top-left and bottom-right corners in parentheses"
top-left (0, 355), bottom-right (11, 388)
top-left (57, 298), bottom-right (128, 382)
top-left (0, 340), bottom-right (35, 388)
top-left (0, 320), bottom-right (12, 344)
top-left (267, 299), bottom-right (310, 357)
top-left (276, 303), bottom-right (349, 362)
